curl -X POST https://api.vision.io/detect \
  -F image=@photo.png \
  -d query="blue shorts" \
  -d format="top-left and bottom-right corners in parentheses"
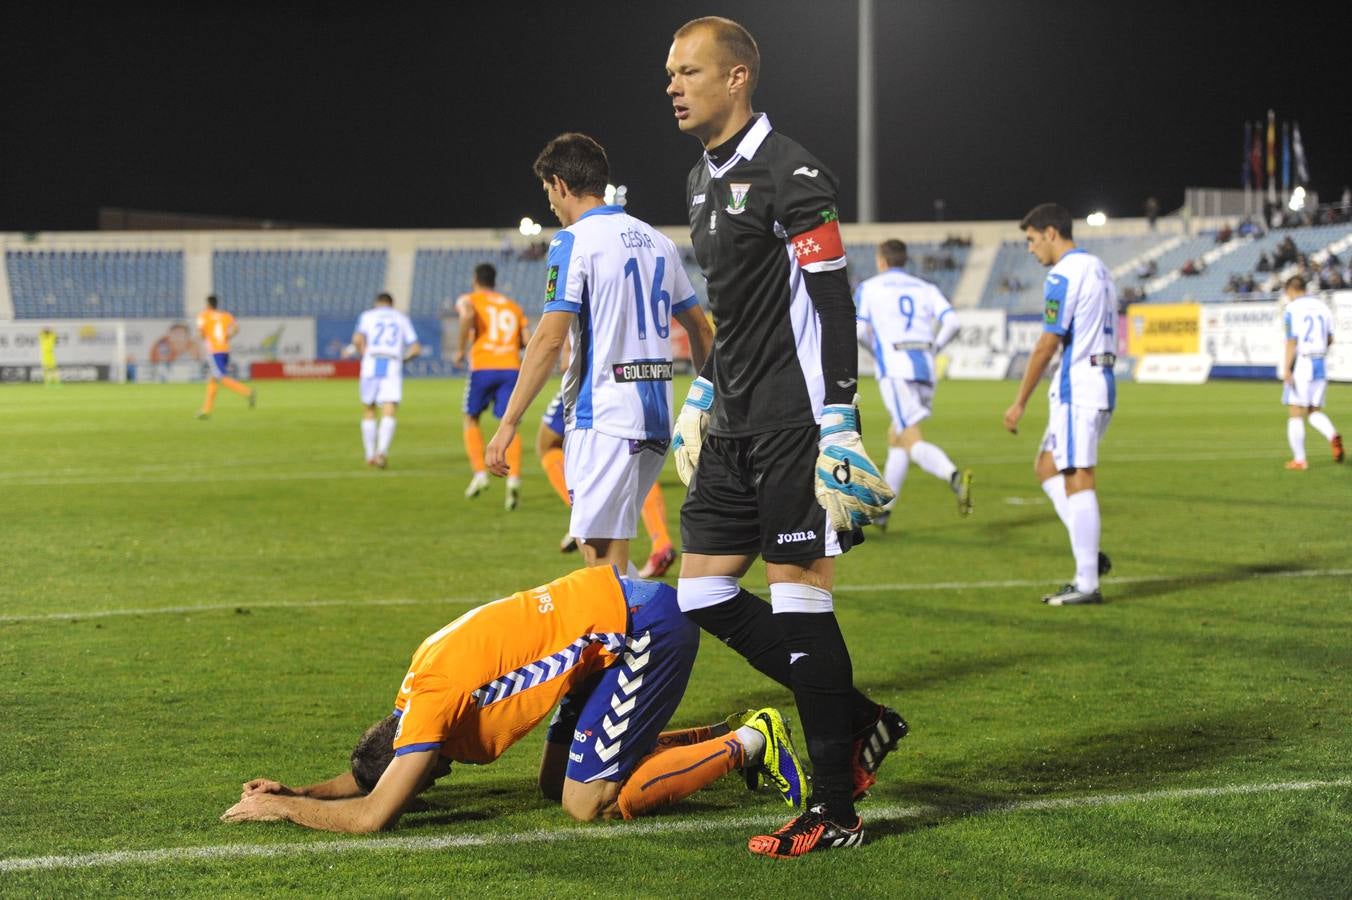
top-left (464, 369), bottom-right (519, 418)
top-left (209, 352), bottom-right (230, 378)
top-left (543, 390), bottom-right (566, 437)
top-left (552, 579), bottom-right (700, 783)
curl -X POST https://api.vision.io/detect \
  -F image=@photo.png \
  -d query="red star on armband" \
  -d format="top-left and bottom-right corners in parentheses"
top-left (790, 220), bottom-right (844, 270)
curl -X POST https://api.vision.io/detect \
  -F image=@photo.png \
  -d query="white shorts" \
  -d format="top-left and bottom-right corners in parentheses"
top-left (360, 357), bottom-right (404, 405)
top-left (1283, 358), bottom-right (1328, 408)
top-left (877, 377), bottom-right (934, 431)
top-left (1040, 401), bottom-right (1112, 471)
top-left (563, 428), bottom-right (666, 540)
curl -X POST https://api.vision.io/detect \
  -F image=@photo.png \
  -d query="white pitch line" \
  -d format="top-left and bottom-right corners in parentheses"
top-left (5, 568), bottom-right (1350, 625)
top-left (2, 778), bottom-right (1347, 873)
top-left (0, 449), bottom-right (1291, 488)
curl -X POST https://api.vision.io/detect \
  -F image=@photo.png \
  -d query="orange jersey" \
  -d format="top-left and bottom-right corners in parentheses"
top-left (391, 567), bottom-right (629, 764)
top-left (196, 309), bottom-right (236, 353)
top-left (462, 291), bottom-right (526, 370)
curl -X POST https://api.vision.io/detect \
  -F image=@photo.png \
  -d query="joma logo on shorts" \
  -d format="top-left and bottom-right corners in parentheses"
top-left (776, 530), bottom-right (817, 544)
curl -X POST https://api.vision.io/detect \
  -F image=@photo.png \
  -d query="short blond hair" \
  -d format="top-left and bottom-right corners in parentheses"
top-left (675, 16), bottom-right (760, 93)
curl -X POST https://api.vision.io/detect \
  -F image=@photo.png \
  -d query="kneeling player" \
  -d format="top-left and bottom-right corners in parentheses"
top-left (222, 566), bottom-right (802, 832)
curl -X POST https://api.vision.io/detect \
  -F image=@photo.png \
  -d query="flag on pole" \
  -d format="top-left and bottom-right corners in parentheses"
top-left (1281, 120), bottom-right (1291, 193)
top-left (1266, 110), bottom-right (1276, 179)
top-left (1266, 110), bottom-right (1277, 203)
top-left (1242, 121), bottom-right (1251, 189)
top-left (1293, 121), bottom-right (1310, 185)
top-left (1250, 122), bottom-right (1263, 189)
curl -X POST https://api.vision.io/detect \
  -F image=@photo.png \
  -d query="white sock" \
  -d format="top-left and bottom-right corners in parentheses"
top-left (884, 447), bottom-right (909, 501)
top-left (1066, 489), bottom-right (1101, 592)
top-left (507, 476), bottom-right (522, 489)
top-left (1041, 474), bottom-right (1072, 528)
top-left (1307, 411), bottom-right (1338, 442)
top-left (361, 419), bottom-right (377, 460)
top-left (909, 440), bottom-right (957, 483)
top-left (377, 416), bottom-right (397, 455)
top-left (1287, 417), bottom-right (1306, 462)
top-left (735, 723), bottom-right (766, 764)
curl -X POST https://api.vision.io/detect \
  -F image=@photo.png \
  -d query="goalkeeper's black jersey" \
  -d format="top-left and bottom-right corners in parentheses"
top-left (685, 113), bottom-right (848, 438)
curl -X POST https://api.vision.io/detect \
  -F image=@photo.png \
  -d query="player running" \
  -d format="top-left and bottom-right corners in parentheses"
top-left (538, 388), bottom-right (682, 576)
top-left (1003, 203), bottom-right (1117, 606)
top-left (221, 566), bottom-right (804, 831)
top-left (38, 327), bottom-right (60, 386)
top-left (456, 264), bottom-right (529, 509)
top-left (1279, 275), bottom-right (1343, 469)
top-left (485, 133), bottom-right (713, 575)
top-left (195, 295), bottom-right (256, 418)
top-left (855, 239), bottom-right (973, 526)
top-left (350, 293), bottom-right (421, 468)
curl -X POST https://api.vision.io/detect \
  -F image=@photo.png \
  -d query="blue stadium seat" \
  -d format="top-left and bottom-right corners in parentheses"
top-left (211, 249), bottom-right (386, 317)
top-left (5, 249), bottom-right (184, 318)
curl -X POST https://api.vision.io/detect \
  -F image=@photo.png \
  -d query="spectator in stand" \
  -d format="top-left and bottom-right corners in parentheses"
top-left (1181, 258), bottom-right (1205, 276)
top-left (1216, 224), bottom-right (1233, 244)
top-left (1136, 259), bottom-right (1157, 280)
top-left (1237, 217), bottom-right (1263, 239)
top-left (1256, 251), bottom-right (1273, 273)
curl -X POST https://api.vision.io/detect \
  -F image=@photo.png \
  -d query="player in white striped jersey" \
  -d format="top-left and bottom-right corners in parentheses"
top-left (350, 293), bottom-right (420, 468)
top-left (1279, 275), bottom-right (1343, 469)
top-left (855, 240), bottom-right (973, 526)
top-left (1004, 204), bottom-right (1116, 606)
top-left (486, 133), bottom-right (713, 573)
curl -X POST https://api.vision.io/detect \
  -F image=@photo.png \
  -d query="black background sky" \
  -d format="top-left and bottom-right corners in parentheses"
top-left (3, 1), bottom-right (1348, 231)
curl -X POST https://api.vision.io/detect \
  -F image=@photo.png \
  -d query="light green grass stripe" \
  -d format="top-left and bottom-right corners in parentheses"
top-left (3, 778), bottom-right (1347, 873)
top-left (4, 568), bottom-right (1349, 624)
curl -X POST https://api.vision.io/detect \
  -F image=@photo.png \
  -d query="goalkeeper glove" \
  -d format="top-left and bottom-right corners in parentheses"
top-left (671, 376), bottom-right (714, 485)
top-left (814, 403), bottom-right (894, 531)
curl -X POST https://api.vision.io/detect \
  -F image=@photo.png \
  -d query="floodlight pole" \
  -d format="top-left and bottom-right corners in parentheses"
top-left (857, 0), bottom-right (876, 223)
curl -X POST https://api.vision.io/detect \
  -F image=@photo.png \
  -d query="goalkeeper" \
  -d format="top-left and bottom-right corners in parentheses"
top-left (667, 14), bottom-right (903, 857)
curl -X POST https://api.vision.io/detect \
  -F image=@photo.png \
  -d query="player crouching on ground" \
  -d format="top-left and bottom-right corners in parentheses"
top-left (221, 566), bottom-right (803, 832)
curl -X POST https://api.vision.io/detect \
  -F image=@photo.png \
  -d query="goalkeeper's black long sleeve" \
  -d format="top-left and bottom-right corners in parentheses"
top-left (803, 267), bottom-right (858, 408)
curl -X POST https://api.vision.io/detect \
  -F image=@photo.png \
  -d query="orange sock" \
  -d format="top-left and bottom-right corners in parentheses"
top-left (641, 484), bottom-right (672, 552)
top-left (653, 724), bottom-right (719, 752)
top-left (616, 735), bottom-right (744, 820)
top-left (464, 421), bottom-right (485, 472)
top-left (202, 380), bottom-right (218, 414)
top-left (542, 447), bottom-right (569, 506)
top-left (507, 433), bottom-right (522, 478)
top-left (220, 377), bottom-right (252, 397)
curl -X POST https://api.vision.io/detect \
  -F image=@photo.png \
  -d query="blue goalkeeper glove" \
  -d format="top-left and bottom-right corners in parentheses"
top-left (815, 403), bottom-right (894, 531)
top-left (672, 376), bottom-right (714, 485)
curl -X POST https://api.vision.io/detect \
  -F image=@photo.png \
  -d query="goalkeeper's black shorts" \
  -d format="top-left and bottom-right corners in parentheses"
top-left (679, 425), bottom-right (862, 564)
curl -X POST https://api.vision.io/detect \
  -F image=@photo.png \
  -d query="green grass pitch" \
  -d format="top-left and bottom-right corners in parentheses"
top-left (1, 377), bottom-right (1349, 897)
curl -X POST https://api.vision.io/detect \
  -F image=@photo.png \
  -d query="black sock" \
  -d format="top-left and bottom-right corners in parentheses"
top-left (684, 589), bottom-right (881, 733)
top-left (777, 610), bottom-right (858, 823)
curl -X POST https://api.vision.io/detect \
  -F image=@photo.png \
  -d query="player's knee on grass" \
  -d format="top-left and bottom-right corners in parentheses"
top-left (560, 777), bottom-right (620, 822)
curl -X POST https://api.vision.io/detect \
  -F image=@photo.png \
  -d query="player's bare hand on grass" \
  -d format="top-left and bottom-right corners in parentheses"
top-left (242, 778), bottom-right (297, 797)
top-left (221, 793), bottom-right (285, 823)
top-left (485, 424), bottom-right (517, 476)
top-left (1003, 402), bottom-right (1025, 434)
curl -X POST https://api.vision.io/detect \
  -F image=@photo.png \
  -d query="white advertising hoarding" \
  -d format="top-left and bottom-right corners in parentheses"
top-left (0, 318), bottom-right (314, 367)
top-left (1200, 302), bottom-right (1283, 366)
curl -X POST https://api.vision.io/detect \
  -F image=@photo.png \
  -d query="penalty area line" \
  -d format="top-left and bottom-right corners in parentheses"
top-left (2, 778), bottom-right (1348, 873)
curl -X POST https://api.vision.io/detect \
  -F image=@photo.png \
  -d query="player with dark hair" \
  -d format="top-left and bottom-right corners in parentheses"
top-left (665, 16), bottom-right (904, 857)
top-left (1004, 203), bottom-right (1117, 605)
top-left (456, 263), bottom-right (529, 508)
top-left (350, 292), bottom-right (420, 468)
top-left (856, 239), bottom-right (973, 525)
top-left (195, 295), bottom-right (256, 418)
top-left (486, 132), bottom-right (712, 575)
top-left (221, 567), bottom-right (803, 832)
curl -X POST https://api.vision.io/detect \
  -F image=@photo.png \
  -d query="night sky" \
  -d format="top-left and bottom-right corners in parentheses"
top-left (4, 1), bottom-right (1348, 232)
